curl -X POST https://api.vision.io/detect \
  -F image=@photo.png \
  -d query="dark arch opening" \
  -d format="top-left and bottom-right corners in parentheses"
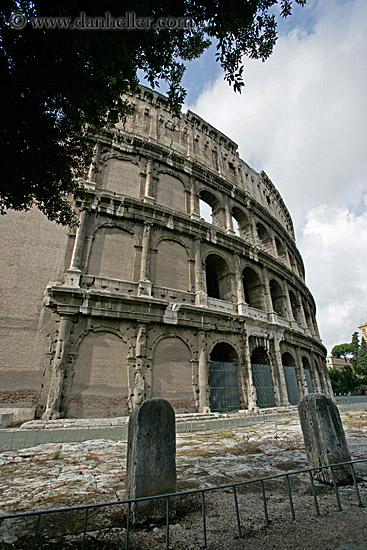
top-left (209, 343), bottom-right (240, 412)
top-left (242, 267), bottom-right (264, 310)
top-left (256, 222), bottom-right (269, 242)
top-left (275, 237), bottom-right (285, 257)
top-left (270, 279), bottom-right (286, 317)
top-left (206, 254), bottom-right (232, 301)
top-left (289, 290), bottom-right (300, 323)
top-left (282, 352), bottom-right (296, 366)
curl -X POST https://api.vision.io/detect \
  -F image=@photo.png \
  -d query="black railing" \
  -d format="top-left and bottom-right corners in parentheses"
top-left (1, 459), bottom-right (365, 550)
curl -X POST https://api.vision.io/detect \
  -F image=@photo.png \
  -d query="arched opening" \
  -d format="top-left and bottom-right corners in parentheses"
top-left (205, 254), bottom-right (232, 301)
top-left (209, 343), bottom-right (240, 412)
top-left (302, 356), bottom-right (313, 393)
top-left (275, 237), bottom-right (285, 258)
top-left (282, 352), bottom-right (300, 405)
top-left (242, 267), bottom-right (264, 310)
top-left (231, 207), bottom-right (250, 239)
top-left (289, 290), bottom-right (300, 323)
top-left (269, 279), bottom-right (286, 317)
top-left (256, 222), bottom-right (269, 243)
top-left (232, 216), bottom-right (240, 236)
top-left (251, 346), bottom-right (276, 408)
top-left (199, 190), bottom-right (223, 228)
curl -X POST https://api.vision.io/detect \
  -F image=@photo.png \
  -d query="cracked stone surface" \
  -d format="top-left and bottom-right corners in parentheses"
top-left (0, 411), bottom-right (366, 549)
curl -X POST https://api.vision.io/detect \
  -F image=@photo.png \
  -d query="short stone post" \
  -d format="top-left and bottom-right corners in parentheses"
top-left (126, 398), bottom-right (177, 523)
top-left (298, 393), bottom-right (352, 485)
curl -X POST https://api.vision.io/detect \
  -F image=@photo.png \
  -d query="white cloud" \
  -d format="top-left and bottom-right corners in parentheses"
top-left (189, 0), bottom-right (367, 352)
top-left (302, 205), bottom-right (367, 349)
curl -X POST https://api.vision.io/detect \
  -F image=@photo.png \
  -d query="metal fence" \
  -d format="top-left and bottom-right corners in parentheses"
top-left (1, 459), bottom-right (365, 550)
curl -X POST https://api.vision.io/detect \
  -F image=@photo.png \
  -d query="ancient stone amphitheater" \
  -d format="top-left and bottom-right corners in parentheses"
top-left (0, 86), bottom-right (333, 420)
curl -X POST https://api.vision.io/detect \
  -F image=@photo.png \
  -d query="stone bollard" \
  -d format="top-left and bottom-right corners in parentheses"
top-left (126, 398), bottom-right (177, 523)
top-left (298, 393), bottom-right (352, 485)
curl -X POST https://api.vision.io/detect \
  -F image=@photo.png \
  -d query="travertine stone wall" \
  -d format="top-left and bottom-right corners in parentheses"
top-left (0, 86), bottom-right (331, 418)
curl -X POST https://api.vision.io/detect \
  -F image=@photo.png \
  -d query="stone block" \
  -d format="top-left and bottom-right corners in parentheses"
top-left (298, 393), bottom-right (352, 484)
top-left (126, 398), bottom-right (176, 523)
top-left (0, 413), bottom-right (14, 428)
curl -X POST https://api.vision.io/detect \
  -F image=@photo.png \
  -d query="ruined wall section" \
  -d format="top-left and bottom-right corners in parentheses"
top-left (119, 86), bottom-right (295, 241)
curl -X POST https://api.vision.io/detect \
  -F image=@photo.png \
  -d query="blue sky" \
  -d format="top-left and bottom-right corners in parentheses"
top-left (141, 0), bottom-right (367, 353)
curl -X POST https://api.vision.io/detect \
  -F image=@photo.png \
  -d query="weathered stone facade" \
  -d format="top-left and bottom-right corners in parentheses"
top-left (0, 86), bottom-right (333, 419)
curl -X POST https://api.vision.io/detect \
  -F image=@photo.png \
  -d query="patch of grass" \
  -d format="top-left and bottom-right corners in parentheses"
top-left (52, 446), bottom-right (62, 460)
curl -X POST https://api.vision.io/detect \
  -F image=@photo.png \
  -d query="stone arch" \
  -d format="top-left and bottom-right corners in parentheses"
top-left (288, 289), bottom-right (301, 323)
top-left (209, 342), bottom-right (240, 412)
top-left (282, 351), bottom-right (300, 405)
top-left (87, 225), bottom-right (136, 281)
top-left (66, 330), bottom-right (129, 418)
top-left (199, 189), bottom-right (224, 229)
top-left (151, 336), bottom-right (194, 412)
top-left (242, 266), bottom-right (265, 310)
top-left (269, 278), bottom-right (286, 317)
top-left (251, 346), bottom-right (276, 408)
top-left (154, 238), bottom-right (190, 291)
top-left (205, 253), bottom-right (233, 301)
top-left (231, 206), bottom-right (251, 239)
top-left (256, 221), bottom-right (270, 244)
top-left (156, 172), bottom-right (187, 214)
top-left (275, 236), bottom-right (285, 258)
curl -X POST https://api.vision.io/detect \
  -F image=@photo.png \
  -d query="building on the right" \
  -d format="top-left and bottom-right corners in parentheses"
top-left (359, 322), bottom-right (367, 343)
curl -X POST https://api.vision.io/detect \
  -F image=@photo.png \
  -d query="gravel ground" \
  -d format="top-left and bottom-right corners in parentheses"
top-left (0, 410), bottom-right (366, 549)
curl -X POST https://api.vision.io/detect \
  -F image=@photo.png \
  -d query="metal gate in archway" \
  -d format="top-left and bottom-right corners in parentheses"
top-left (283, 365), bottom-right (300, 404)
top-left (209, 362), bottom-right (240, 412)
top-left (304, 368), bottom-right (314, 393)
top-left (251, 364), bottom-right (276, 408)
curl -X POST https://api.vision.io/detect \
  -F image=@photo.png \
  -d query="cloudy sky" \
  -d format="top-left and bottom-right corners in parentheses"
top-left (174, 0), bottom-right (366, 354)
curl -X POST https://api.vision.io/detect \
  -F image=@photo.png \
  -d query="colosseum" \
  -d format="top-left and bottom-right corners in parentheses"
top-left (0, 86), bottom-right (333, 420)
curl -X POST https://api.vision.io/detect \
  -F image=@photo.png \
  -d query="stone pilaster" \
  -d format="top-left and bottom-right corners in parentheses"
top-left (43, 315), bottom-right (73, 420)
top-left (273, 336), bottom-right (290, 406)
top-left (190, 176), bottom-right (200, 220)
top-left (263, 269), bottom-right (275, 321)
top-left (198, 331), bottom-right (210, 412)
top-left (234, 255), bottom-right (246, 315)
top-left (243, 334), bottom-right (258, 410)
top-left (144, 158), bottom-right (155, 203)
top-left (138, 224), bottom-right (152, 296)
top-left (224, 197), bottom-right (234, 234)
top-left (65, 210), bottom-right (89, 287)
top-left (194, 239), bottom-right (206, 306)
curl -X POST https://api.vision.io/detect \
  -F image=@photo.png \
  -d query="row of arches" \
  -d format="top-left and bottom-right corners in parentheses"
top-left (61, 330), bottom-right (324, 418)
top-left (83, 225), bottom-right (317, 332)
top-left (198, 190), bottom-right (301, 275)
top-left (98, 156), bottom-right (299, 272)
